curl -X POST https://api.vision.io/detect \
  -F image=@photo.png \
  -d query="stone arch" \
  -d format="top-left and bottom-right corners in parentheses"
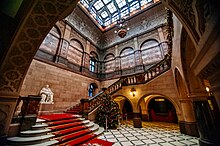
top-left (103, 53), bottom-right (115, 73)
top-left (140, 39), bottom-right (159, 49)
top-left (104, 53), bottom-right (115, 61)
top-left (137, 93), bottom-right (181, 121)
top-left (67, 39), bottom-right (84, 66)
top-left (69, 39), bottom-right (84, 52)
top-left (174, 67), bottom-right (188, 98)
top-left (39, 26), bottom-right (61, 60)
top-left (120, 47), bottom-right (135, 69)
top-left (90, 51), bottom-right (99, 60)
top-left (113, 95), bottom-right (134, 117)
top-left (88, 82), bottom-right (98, 97)
top-left (140, 39), bottom-right (164, 65)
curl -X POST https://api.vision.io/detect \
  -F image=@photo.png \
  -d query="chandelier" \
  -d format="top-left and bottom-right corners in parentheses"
top-left (114, 18), bottom-right (130, 38)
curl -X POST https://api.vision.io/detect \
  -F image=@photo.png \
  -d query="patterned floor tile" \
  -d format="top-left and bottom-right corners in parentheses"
top-left (120, 141), bottom-right (134, 146)
top-left (179, 140), bottom-right (197, 145)
top-left (113, 142), bottom-right (122, 146)
top-left (102, 121), bottom-right (199, 146)
top-left (142, 139), bottom-right (156, 144)
top-left (123, 133), bottom-right (133, 137)
top-left (151, 138), bottom-right (165, 143)
top-left (127, 136), bottom-right (138, 141)
top-left (105, 134), bottom-right (115, 138)
top-left (161, 137), bottom-right (175, 142)
top-left (131, 140), bottom-right (145, 145)
top-left (114, 134), bottom-right (125, 138)
top-left (117, 137), bottom-right (128, 142)
top-left (107, 138), bottom-right (118, 143)
top-left (169, 141), bottom-right (187, 146)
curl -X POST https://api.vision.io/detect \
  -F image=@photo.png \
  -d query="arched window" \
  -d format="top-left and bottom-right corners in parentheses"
top-left (120, 47), bottom-right (134, 69)
top-left (141, 39), bottom-right (163, 65)
top-left (67, 39), bottom-right (83, 66)
top-left (104, 53), bottom-right (115, 73)
top-left (89, 52), bottom-right (98, 72)
top-left (40, 26), bottom-right (60, 55)
top-left (88, 83), bottom-right (98, 97)
top-left (88, 84), bottom-right (94, 97)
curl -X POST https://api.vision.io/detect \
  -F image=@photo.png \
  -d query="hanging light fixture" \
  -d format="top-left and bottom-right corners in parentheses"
top-left (114, 18), bottom-right (130, 38)
top-left (130, 87), bottom-right (136, 97)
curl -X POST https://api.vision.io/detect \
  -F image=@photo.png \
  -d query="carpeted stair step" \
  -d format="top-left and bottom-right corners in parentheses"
top-left (38, 113), bottom-right (81, 121)
top-left (48, 120), bottom-right (90, 131)
top-left (56, 129), bottom-right (93, 143)
top-left (58, 125), bottom-right (103, 146)
top-left (46, 117), bottom-right (84, 126)
top-left (52, 122), bottom-right (94, 136)
top-left (7, 134), bottom-right (54, 145)
top-left (82, 138), bottom-right (114, 146)
top-left (59, 133), bottom-right (96, 146)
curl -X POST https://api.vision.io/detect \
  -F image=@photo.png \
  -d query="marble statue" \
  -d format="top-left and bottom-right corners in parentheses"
top-left (40, 84), bottom-right (54, 104)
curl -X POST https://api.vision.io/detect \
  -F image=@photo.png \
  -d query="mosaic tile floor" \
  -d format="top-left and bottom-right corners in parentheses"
top-left (98, 120), bottom-right (199, 146)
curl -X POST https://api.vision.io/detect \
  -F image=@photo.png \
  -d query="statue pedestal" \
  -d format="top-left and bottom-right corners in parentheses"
top-left (38, 103), bottom-right (54, 115)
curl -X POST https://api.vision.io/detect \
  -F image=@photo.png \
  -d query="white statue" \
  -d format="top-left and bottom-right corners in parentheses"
top-left (40, 84), bottom-right (54, 104)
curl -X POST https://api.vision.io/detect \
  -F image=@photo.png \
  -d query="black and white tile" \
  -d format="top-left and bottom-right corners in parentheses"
top-left (98, 121), bottom-right (199, 146)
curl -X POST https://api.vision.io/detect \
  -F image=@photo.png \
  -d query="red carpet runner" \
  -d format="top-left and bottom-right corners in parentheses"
top-left (38, 113), bottom-right (114, 145)
top-left (38, 113), bottom-right (77, 121)
top-left (82, 138), bottom-right (114, 146)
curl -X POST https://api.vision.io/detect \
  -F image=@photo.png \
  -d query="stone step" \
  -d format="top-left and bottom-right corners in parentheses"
top-left (7, 134), bottom-right (54, 145)
top-left (20, 129), bottom-right (51, 137)
top-left (36, 118), bottom-right (46, 123)
top-left (89, 124), bottom-right (99, 131)
top-left (32, 123), bottom-right (48, 130)
top-left (28, 140), bottom-right (59, 146)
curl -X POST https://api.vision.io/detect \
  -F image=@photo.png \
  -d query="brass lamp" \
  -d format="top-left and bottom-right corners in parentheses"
top-left (130, 87), bottom-right (136, 97)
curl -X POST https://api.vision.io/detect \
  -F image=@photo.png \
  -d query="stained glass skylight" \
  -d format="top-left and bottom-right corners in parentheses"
top-left (79, 0), bottom-right (154, 29)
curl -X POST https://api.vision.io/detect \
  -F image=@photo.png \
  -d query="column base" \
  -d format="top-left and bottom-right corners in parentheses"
top-left (199, 138), bottom-right (220, 146)
top-left (179, 121), bottom-right (199, 137)
top-left (133, 118), bottom-right (142, 128)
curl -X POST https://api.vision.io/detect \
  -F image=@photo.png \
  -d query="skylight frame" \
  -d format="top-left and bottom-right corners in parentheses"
top-left (79, 0), bottom-right (154, 29)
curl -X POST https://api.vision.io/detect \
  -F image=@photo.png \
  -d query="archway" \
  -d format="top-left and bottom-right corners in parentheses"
top-left (122, 99), bottom-right (133, 120)
top-left (148, 96), bottom-right (178, 123)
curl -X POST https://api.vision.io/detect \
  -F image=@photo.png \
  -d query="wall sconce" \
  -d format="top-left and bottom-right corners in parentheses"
top-left (130, 87), bottom-right (136, 97)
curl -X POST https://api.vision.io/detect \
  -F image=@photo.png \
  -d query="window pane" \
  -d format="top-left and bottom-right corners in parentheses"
top-left (94, 0), bottom-right (104, 10)
top-left (107, 2), bottom-right (117, 13)
top-left (103, 0), bottom-right (111, 4)
top-left (101, 11), bottom-right (108, 18)
top-left (116, 0), bottom-right (126, 8)
top-left (130, 2), bottom-right (139, 12)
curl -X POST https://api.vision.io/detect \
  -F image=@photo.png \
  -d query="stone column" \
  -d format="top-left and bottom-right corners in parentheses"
top-left (133, 37), bottom-right (143, 69)
top-left (133, 112), bottom-right (142, 128)
top-left (141, 109), bottom-right (149, 121)
top-left (179, 99), bottom-right (199, 137)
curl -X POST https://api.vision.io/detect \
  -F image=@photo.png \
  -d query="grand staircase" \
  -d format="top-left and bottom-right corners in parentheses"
top-left (7, 113), bottom-right (110, 146)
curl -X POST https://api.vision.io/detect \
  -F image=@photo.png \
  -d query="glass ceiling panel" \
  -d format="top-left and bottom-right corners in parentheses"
top-left (101, 11), bottom-right (108, 18)
top-left (79, 0), bottom-right (154, 28)
top-left (94, 0), bottom-right (104, 10)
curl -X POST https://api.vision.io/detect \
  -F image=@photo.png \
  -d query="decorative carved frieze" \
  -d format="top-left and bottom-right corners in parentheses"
top-left (0, 0), bottom-right (78, 94)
